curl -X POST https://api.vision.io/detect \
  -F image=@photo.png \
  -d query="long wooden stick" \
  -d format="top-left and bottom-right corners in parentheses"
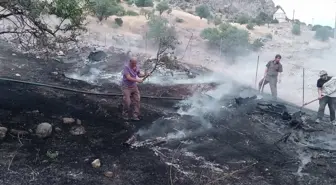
top-left (255, 55), bottom-right (260, 88)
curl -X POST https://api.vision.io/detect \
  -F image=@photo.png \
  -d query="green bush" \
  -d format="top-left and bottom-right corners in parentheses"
top-left (125, 0), bottom-right (134, 5)
top-left (271, 18), bottom-right (279, 24)
top-left (213, 17), bottom-right (222, 25)
top-left (126, 10), bottom-right (139, 16)
top-left (251, 38), bottom-right (264, 51)
top-left (114, 17), bottom-right (123, 26)
top-left (156, 1), bottom-right (169, 15)
top-left (195, 5), bottom-right (210, 19)
top-left (236, 15), bottom-right (249, 24)
top-left (315, 27), bottom-right (332, 41)
top-left (92, 0), bottom-right (125, 21)
top-left (201, 23), bottom-right (250, 59)
top-left (135, 0), bottom-right (153, 7)
top-left (292, 24), bottom-right (301, 35)
top-left (175, 17), bottom-right (184, 23)
top-left (312, 24), bottom-right (322, 31)
top-left (265, 33), bottom-right (273, 40)
top-left (246, 22), bottom-right (255, 30)
top-left (147, 15), bottom-right (177, 43)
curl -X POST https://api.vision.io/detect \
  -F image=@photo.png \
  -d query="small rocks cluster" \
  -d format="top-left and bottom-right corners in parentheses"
top-left (0, 116), bottom-right (86, 141)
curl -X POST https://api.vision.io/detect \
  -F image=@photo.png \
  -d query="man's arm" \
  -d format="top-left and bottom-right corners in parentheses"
top-left (264, 61), bottom-right (270, 76)
top-left (278, 64), bottom-right (283, 82)
top-left (317, 80), bottom-right (323, 99)
top-left (126, 74), bottom-right (141, 82)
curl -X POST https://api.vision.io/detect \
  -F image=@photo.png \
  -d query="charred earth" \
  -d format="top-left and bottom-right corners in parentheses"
top-left (0, 43), bottom-right (336, 185)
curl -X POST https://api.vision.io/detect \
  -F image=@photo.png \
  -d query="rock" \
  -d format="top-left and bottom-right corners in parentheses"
top-left (88, 50), bottom-right (107, 61)
top-left (36, 122), bottom-right (52, 138)
top-left (51, 71), bottom-right (58, 75)
top-left (70, 125), bottom-right (86, 135)
top-left (76, 119), bottom-right (82, 125)
top-left (0, 127), bottom-right (8, 140)
top-left (104, 171), bottom-right (113, 178)
top-left (63, 118), bottom-right (75, 124)
top-left (57, 51), bottom-right (65, 56)
top-left (15, 73), bottom-right (21, 77)
top-left (91, 159), bottom-right (101, 168)
top-left (55, 127), bottom-right (62, 132)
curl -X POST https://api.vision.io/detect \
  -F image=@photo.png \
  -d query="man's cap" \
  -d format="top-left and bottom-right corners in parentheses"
top-left (319, 70), bottom-right (328, 77)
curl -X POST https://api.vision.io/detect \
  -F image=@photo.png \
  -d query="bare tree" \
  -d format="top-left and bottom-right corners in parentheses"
top-left (143, 24), bottom-right (179, 80)
top-left (0, 0), bottom-right (92, 55)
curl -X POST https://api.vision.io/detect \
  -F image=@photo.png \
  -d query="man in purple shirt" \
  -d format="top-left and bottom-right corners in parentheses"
top-left (121, 57), bottom-right (149, 121)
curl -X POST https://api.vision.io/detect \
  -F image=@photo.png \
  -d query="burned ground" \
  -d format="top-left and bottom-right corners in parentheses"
top-left (0, 43), bottom-right (336, 185)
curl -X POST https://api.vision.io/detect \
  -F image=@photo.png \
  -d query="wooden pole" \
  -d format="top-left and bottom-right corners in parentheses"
top-left (255, 55), bottom-right (260, 88)
top-left (302, 68), bottom-right (305, 105)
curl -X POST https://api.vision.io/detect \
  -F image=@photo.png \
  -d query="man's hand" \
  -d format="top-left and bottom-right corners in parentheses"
top-left (318, 95), bottom-right (324, 100)
top-left (137, 79), bottom-right (143, 83)
top-left (145, 72), bottom-right (151, 77)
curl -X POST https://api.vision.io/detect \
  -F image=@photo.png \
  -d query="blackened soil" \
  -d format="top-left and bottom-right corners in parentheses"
top-left (0, 82), bottom-right (192, 185)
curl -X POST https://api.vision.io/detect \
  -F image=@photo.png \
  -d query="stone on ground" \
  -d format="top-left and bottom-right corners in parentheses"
top-left (70, 125), bottom-right (86, 135)
top-left (63, 117), bottom-right (75, 124)
top-left (36, 122), bottom-right (52, 138)
top-left (0, 127), bottom-right (8, 140)
top-left (91, 159), bottom-right (101, 168)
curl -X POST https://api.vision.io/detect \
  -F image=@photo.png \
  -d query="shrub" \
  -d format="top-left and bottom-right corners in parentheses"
top-left (292, 24), bottom-right (301, 35)
top-left (251, 38), bottom-right (264, 51)
top-left (236, 15), bottom-right (249, 24)
top-left (126, 10), bottom-right (139, 16)
top-left (315, 27), bottom-right (332, 41)
top-left (156, 1), bottom-right (169, 15)
top-left (175, 17), bottom-right (184, 23)
top-left (213, 17), bottom-right (222, 25)
top-left (125, 0), bottom-right (134, 5)
top-left (115, 17), bottom-right (123, 26)
top-left (312, 24), bottom-right (322, 31)
top-left (135, 0), bottom-right (153, 7)
top-left (246, 22), bottom-right (255, 30)
top-left (201, 23), bottom-right (250, 59)
top-left (92, 0), bottom-right (125, 21)
top-left (265, 33), bottom-right (273, 40)
top-left (271, 18), bottom-right (279, 24)
top-left (195, 5), bottom-right (210, 19)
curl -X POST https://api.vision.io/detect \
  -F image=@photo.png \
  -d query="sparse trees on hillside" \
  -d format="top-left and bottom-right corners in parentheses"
top-left (91, 0), bottom-right (124, 21)
top-left (195, 5), bottom-right (210, 19)
top-left (135, 0), bottom-right (154, 7)
top-left (156, 1), bottom-right (169, 15)
top-left (0, 0), bottom-right (92, 53)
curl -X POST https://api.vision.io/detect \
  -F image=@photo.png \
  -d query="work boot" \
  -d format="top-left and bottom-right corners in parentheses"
top-left (315, 118), bottom-right (321, 124)
top-left (331, 120), bottom-right (336, 126)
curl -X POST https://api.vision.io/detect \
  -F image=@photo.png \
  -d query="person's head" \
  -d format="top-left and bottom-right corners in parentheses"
top-left (129, 57), bottom-right (137, 68)
top-left (319, 70), bottom-right (328, 80)
top-left (274, 54), bottom-right (281, 63)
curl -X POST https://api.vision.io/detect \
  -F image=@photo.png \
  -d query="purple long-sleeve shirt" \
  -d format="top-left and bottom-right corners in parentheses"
top-left (122, 65), bottom-right (140, 87)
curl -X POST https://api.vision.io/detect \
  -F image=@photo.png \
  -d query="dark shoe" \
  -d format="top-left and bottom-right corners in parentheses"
top-left (122, 116), bottom-right (129, 120)
top-left (131, 116), bottom-right (140, 121)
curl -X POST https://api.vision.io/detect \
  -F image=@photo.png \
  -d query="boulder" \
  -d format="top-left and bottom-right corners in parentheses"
top-left (36, 122), bottom-right (52, 138)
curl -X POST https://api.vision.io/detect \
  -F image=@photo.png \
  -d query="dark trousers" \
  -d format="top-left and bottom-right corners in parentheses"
top-left (317, 96), bottom-right (335, 121)
top-left (258, 76), bottom-right (277, 98)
